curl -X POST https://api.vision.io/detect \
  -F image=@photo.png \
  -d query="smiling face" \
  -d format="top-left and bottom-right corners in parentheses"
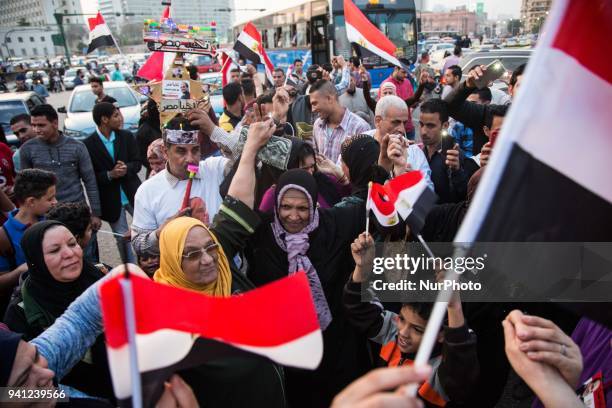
top-left (278, 189), bottom-right (310, 233)
top-left (394, 306), bottom-right (441, 354)
top-left (181, 226), bottom-right (219, 286)
top-left (42, 225), bottom-right (83, 282)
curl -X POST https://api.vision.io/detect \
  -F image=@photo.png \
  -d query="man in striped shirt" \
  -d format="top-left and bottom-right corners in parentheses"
top-left (311, 80), bottom-right (371, 163)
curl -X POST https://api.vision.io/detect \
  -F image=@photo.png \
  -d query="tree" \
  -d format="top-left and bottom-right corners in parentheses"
top-left (65, 25), bottom-right (87, 50)
top-left (506, 19), bottom-right (523, 36)
top-left (532, 17), bottom-right (544, 34)
top-left (118, 22), bottom-right (142, 46)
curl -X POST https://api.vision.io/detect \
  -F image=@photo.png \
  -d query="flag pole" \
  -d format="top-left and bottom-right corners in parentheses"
top-left (365, 182), bottom-right (372, 239)
top-left (97, 10), bottom-right (126, 59)
top-left (405, 245), bottom-right (467, 397)
top-left (118, 239), bottom-right (143, 408)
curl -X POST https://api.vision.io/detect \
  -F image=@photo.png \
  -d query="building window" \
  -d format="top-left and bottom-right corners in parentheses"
top-left (30, 36), bottom-right (35, 42)
top-left (18, 37), bottom-right (23, 43)
top-left (41, 36), bottom-right (45, 42)
top-left (33, 48), bottom-right (38, 55)
top-left (21, 48), bottom-right (26, 56)
top-left (44, 47), bottom-right (49, 55)
top-left (6, 37), bottom-right (11, 43)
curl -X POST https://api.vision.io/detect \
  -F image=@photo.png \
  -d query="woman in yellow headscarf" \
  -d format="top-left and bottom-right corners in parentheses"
top-left (154, 216), bottom-right (232, 296)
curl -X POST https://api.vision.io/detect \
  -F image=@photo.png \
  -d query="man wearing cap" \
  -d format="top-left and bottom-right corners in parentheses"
top-left (131, 116), bottom-right (228, 257)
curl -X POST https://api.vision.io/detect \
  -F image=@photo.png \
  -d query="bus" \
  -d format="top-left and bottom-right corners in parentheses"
top-left (232, 0), bottom-right (418, 87)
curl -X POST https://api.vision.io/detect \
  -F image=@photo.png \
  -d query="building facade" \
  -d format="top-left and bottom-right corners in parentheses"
top-left (520, 0), bottom-right (552, 33)
top-left (98, 0), bottom-right (233, 43)
top-left (420, 6), bottom-right (481, 36)
top-left (0, 0), bottom-right (84, 58)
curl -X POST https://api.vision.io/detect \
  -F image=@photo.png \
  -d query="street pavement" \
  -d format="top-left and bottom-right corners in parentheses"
top-left (47, 89), bottom-right (139, 267)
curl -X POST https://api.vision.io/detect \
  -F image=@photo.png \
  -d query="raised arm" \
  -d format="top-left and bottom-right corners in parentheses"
top-left (227, 118), bottom-right (276, 209)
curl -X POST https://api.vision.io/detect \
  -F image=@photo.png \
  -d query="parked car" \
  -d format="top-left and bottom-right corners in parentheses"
top-left (199, 72), bottom-right (223, 117)
top-left (459, 49), bottom-right (532, 80)
top-left (192, 55), bottom-right (221, 73)
top-left (428, 43), bottom-right (455, 55)
top-left (25, 71), bottom-right (50, 89)
top-left (0, 92), bottom-right (46, 147)
top-left (59, 81), bottom-right (141, 140)
top-left (63, 67), bottom-right (90, 90)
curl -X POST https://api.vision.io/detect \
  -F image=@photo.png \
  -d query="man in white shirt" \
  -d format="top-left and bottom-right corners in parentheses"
top-left (364, 95), bottom-right (434, 190)
top-left (131, 116), bottom-right (228, 257)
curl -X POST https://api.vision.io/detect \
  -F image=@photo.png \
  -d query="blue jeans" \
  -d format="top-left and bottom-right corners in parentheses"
top-left (109, 204), bottom-right (136, 264)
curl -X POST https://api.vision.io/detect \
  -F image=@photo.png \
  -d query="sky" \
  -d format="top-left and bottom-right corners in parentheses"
top-left (81, 0), bottom-right (521, 26)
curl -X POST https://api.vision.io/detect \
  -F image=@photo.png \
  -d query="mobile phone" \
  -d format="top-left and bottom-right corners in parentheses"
top-left (474, 59), bottom-right (506, 89)
top-left (441, 133), bottom-right (455, 154)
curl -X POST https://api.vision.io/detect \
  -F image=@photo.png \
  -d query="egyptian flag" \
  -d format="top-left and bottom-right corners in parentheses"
top-left (368, 171), bottom-right (437, 233)
top-left (87, 12), bottom-right (115, 54)
top-left (455, 0), bottom-right (612, 316)
top-left (343, 0), bottom-right (408, 69)
top-left (233, 22), bottom-right (274, 83)
top-left (100, 272), bottom-right (322, 406)
top-left (219, 50), bottom-right (238, 87)
top-left (137, 6), bottom-right (175, 81)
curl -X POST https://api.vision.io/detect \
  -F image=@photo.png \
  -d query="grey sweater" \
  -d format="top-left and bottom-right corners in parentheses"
top-left (19, 133), bottom-right (101, 216)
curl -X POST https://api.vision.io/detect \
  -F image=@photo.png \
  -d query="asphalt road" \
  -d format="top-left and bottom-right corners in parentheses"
top-left (47, 89), bottom-right (140, 267)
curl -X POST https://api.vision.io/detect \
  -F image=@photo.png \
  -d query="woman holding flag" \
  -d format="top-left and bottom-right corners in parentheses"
top-left (150, 118), bottom-right (287, 407)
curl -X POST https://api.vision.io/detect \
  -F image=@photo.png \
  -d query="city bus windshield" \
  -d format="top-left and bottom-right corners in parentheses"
top-left (333, 10), bottom-right (416, 66)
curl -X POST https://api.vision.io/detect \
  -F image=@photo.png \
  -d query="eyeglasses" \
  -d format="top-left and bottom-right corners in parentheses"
top-left (182, 243), bottom-right (219, 262)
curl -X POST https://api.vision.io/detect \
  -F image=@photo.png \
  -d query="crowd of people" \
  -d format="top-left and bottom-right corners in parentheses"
top-left (0, 49), bottom-right (609, 408)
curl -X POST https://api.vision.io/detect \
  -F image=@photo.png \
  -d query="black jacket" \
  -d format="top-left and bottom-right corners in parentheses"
top-left (444, 82), bottom-right (498, 155)
top-left (84, 130), bottom-right (142, 223)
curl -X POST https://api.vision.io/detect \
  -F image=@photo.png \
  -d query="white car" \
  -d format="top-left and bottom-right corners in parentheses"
top-left (25, 71), bottom-right (50, 88)
top-left (59, 81), bottom-right (141, 140)
top-left (199, 72), bottom-right (223, 117)
top-left (428, 43), bottom-right (455, 55)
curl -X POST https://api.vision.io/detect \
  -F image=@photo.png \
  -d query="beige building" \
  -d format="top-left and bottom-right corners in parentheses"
top-left (420, 6), bottom-right (481, 36)
top-left (521, 0), bottom-right (552, 33)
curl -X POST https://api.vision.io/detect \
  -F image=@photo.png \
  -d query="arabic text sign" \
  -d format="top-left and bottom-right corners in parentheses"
top-left (160, 99), bottom-right (204, 113)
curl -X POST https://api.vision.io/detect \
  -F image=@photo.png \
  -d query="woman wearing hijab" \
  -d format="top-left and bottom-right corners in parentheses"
top-left (142, 118), bottom-right (286, 407)
top-left (146, 138), bottom-right (167, 178)
top-left (3, 220), bottom-right (114, 400)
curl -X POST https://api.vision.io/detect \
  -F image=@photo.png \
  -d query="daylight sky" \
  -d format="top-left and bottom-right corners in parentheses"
top-left (80, 0), bottom-right (521, 26)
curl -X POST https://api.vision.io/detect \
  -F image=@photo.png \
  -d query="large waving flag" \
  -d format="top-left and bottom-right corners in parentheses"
top-left (343, 0), bottom-right (407, 68)
top-left (368, 171), bottom-right (437, 233)
top-left (87, 12), bottom-right (115, 54)
top-left (456, 0), bottom-right (612, 245)
top-left (100, 272), bottom-right (322, 407)
top-left (233, 22), bottom-right (274, 83)
top-left (137, 6), bottom-right (175, 81)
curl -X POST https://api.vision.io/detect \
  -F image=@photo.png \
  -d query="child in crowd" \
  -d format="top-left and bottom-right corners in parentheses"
top-left (343, 232), bottom-right (479, 407)
top-left (0, 170), bottom-right (57, 314)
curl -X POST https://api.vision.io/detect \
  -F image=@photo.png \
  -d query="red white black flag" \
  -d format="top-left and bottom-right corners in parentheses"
top-left (456, 0), bottom-right (612, 245)
top-left (233, 22), bottom-right (274, 83)
top-left (100, 272), bottom-right (322, 406)
top-left (368, 171), bottom-right (437, 233)
top-left (87, 12), bottom-right (115, 54)
top-left (343, 0), bottom-right (409, 68)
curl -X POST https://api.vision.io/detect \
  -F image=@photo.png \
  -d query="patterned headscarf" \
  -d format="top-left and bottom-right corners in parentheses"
top-left (271, 169), bottom-right (332, 330)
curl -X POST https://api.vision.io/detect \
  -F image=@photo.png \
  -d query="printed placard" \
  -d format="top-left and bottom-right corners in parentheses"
top-left (162, 80), bottom-right (191, 99)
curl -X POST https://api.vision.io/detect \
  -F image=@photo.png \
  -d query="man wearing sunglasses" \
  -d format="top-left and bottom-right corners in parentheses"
top-left (9, 114), bottom-right (36, 171)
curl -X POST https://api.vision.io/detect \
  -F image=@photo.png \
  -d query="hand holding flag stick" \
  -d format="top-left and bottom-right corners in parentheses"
top-left (365, 182), bottom-right (372, 239)
top-left (180, 163), bottom-right (199, 211)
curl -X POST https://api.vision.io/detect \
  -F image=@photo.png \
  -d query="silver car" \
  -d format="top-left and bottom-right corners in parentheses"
top-left (199, 72), bottom-right (223, 117)
top-left (59, 82), bottom-right (141, 140)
